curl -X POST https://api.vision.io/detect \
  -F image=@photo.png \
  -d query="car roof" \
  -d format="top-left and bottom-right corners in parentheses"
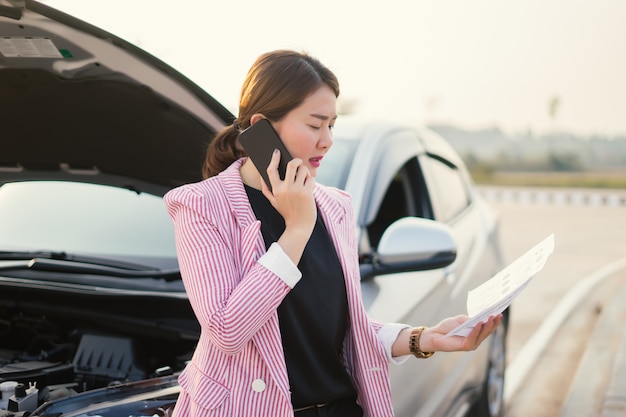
top-left (0, 1), bottom-right (234, 193)
top-left (333, 115), bottom-right (460, 164)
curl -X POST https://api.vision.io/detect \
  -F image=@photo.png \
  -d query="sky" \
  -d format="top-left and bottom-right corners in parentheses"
top-left (44, 0), bottom-right (626, 137)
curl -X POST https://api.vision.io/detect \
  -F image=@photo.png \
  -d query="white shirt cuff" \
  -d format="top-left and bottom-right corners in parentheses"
top-left (257, 242), bottom-right (302, 288)
top-left (378, 322), bottom-right (412, 365)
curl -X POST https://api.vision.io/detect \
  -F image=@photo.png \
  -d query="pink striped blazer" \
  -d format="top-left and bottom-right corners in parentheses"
top-left (164, 158), bottom-right (395, 417)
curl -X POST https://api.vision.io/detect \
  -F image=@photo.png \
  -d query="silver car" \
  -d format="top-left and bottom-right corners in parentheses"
top-left (0, 2), bottom-right (507, 416)
top-left (318, 119), bottom-right (507, 417)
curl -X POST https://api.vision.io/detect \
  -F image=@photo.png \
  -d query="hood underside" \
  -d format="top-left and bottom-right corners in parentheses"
top-left (0, 0), bottom-right (234, 192)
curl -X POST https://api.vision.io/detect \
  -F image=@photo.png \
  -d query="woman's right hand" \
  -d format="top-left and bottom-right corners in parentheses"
top-left (261, 149), bottom-right (317, 264)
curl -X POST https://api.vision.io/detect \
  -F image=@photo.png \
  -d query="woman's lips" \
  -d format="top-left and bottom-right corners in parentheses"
top-left (309, 156), bottom-right (323, 168)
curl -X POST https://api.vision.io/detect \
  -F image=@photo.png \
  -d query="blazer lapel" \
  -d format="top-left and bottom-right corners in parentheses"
top-left (314, 186), bottom-right (357, 287)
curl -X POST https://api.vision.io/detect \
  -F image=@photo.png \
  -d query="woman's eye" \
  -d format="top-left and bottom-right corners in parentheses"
top-left (309, 125), bottom-right (321, 130)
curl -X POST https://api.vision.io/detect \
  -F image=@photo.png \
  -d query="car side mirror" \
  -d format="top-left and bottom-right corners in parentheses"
top-left (360, 217), bottom-right (457, 280)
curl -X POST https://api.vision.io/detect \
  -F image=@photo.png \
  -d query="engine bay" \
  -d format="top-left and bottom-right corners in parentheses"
top-left (0, 284), bottom-right (199, 415)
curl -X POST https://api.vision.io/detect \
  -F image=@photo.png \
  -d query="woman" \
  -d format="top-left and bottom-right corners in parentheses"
top-left (164, 49), bottom-right (501, 417)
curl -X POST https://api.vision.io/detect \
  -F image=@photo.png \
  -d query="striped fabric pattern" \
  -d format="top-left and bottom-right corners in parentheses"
top-left (164, 158), bottom-right (395, 417)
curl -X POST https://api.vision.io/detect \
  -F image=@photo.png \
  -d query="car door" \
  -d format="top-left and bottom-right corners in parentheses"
top-left (347, 128), bottom-right (455, 417)
top-left (354, 129), bottom-right (499, 417)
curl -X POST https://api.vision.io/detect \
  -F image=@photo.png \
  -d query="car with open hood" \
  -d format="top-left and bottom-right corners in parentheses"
top-left (0, 2), bottom-right (507, 416)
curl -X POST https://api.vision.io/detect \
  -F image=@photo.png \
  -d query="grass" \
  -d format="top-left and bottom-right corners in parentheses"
top-left (471, 170), bottom-right (626, 189)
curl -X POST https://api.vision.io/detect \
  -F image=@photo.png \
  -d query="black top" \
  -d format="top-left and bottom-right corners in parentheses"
top-left (245, 185), bottom-right (357, 408)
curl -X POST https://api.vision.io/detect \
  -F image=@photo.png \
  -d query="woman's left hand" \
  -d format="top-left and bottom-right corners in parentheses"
top-left (422, 314), bottom-right (503, 352)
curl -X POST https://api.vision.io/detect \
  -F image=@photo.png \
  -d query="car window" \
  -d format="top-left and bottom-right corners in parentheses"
top-left (366, 158), bottom-right (431, 248)
top-left (423, 155), bottom-right (471, 223)
top-left (0, 181), bottom-right (176, 258)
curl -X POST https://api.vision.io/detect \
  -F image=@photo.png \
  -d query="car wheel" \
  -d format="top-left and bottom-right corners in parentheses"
top-left (468, 315), bottom-right (507, 417)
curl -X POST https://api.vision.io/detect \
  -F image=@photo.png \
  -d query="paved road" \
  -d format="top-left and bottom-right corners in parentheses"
top-left (480, 186), bottom-right (626, 416)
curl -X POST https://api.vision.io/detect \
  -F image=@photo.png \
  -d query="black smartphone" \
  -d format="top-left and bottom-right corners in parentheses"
top-left (238, 119), bottom-right (292, 192)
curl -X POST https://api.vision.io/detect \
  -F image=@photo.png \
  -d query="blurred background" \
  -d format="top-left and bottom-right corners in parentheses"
top-left (44, 0), bottom-right (626, 188)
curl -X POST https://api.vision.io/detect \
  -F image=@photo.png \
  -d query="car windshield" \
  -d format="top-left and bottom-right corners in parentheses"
top-left (0, 181), bottom-right (176, 258)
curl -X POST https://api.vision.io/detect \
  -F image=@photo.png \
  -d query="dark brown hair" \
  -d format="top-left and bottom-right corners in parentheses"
top-left (202, 50), bottom-right (340, 178)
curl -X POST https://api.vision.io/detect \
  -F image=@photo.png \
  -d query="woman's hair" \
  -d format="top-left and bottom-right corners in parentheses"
top-left (202, 50), bottom-right (340, 178)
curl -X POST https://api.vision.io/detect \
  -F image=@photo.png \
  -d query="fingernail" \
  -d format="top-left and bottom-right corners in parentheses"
top-left (273, 149), bottom-right (279, 154)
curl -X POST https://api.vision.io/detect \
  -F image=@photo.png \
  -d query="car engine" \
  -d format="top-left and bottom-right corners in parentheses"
top-left (0, 283), bottom-right (199, 415)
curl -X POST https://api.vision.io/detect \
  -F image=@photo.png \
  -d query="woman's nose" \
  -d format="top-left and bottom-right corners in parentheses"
top-left (319, 128), bottom-right (333, 148)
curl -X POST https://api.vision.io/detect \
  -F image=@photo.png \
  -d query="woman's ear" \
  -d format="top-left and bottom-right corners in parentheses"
top-left (249, 114), bottom-right (266, 125)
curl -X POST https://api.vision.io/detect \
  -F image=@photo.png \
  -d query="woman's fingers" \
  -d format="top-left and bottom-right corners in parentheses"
top-left (265, 149), bottom-right (283, 192)
top-left (265, 150), bottom-right (310, 191)
top-left (430, 314), bottom-right (502, 352)
top-left (465, 315), bottom-right (502, 349)
top-left (262, 150), bottom-right (316, 233)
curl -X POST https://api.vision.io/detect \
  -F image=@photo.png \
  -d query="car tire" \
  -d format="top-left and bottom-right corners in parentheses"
top-left (468, 313), bottom-right (508, 417)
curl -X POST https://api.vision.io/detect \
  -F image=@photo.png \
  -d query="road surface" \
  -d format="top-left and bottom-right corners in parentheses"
top-left (481, 186), bottom-right (626, 416)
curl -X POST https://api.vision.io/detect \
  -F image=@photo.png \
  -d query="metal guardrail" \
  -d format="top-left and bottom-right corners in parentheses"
top-left (478, 186), bottom-right (626, 207)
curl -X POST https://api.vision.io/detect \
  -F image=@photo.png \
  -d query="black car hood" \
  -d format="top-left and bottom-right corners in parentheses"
top-left (0, 0), bottom-right (234, 194)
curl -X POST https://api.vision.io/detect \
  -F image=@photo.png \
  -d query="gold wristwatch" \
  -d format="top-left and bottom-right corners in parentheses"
top-left (409, 326), bottom-right (434, 358)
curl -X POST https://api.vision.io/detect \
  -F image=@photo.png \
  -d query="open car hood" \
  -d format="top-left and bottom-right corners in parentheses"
top-left (0, 0), bottom-right (234, 193)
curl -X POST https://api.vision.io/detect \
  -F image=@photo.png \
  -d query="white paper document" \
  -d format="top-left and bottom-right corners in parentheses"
top-left (446, 233), bottom-right (555, 337)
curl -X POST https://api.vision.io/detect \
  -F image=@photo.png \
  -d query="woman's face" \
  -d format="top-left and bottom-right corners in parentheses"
top-left (271, 85), bottom-right (337, 178)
